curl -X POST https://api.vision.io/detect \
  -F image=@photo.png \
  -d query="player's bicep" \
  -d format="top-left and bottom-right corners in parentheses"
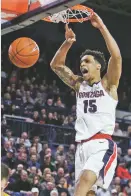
top-left (107, 57), bottom-right (122, 87)
top-left (51, 65), bottom-right (80, 91)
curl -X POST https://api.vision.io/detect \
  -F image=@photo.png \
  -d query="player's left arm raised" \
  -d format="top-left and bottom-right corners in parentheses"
top-left (90, 13), bottom-right (122, 88)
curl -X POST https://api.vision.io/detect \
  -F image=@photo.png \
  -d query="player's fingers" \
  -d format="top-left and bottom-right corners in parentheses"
top-left (65, 24), bottom-right (69, 31)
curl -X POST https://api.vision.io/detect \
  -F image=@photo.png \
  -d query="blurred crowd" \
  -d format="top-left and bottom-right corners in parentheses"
top-left (1, 129), bottom-right (131, 196)
top-left (1, 43), bottom-right (131, 196)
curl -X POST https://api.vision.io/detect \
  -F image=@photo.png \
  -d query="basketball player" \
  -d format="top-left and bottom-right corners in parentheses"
top-left (50, 13), bottom-right (122, 196)
top-left (1, 163), bottom-right (10, 196)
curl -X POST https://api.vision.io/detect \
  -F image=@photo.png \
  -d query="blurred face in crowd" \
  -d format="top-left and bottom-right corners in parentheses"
top-left (60, 192), bottom-right (67, 196)
top-left (21, 171), bottom-right (28, 181)
top-left (25, 79), bottom-right (30, 85)
top-left (58, 168), bottom-right (64, 177)
top-left (7, 152), bottom-right (13, 158)
top-left (127, 126), bottom-right (131, 136)
top-left (34, 136), bottom-right (39, 143)
top-left (6, 86), bottom-right (11, 93)
top-left (4, 141), bottom-right (12, 149)
top-left (16, 89), bottom-right (21, 96)
top-left (114, 177), bottom-right (121, 185)
top-left (19, 138), bottom-right (25, 144)
top-left (26, 91), bottom-right (31, 98)
top-left (40, 85), bottom-right (45, 92)
top-left (19, 146), bottom-right (26, 153)
top-left (17, 164), bottom-right (24, 171)
top-left (56, 100), bottom-right (62, 106)
top-left (56, 156), bottom-right (64, 165)
top-left (30, 147), bottom-right (37, 155)
top-left (128, 149), bottom-right (131, 156)
top-left (33, 111), bottom-right (39, 118)
top-left (31, 155), bottom-right (37, 162)
top-left (44, 155), bottom-right (51, 164)
top-left (58, 145), bottom-right (64, 153)
top-left (69, 144), bottom-right (75, 152)
top-left (48, 113), bottom-right (53, 119)
top-left (41, 109), bottom-right (46, 115)
top-left (30, 166), bottom-right (37, 174)
top-left (47, 99), bottom-right (53, 106)
top-left (6, 130), bottom-right (12, 138)
top-left (45, 148), bottom-right (52, 155)
top-left (117, 147), bottom-right (122, 157)
top-left (36, 92), bottom-right (41, 98)
top-left (21, 132), bottom-right (28, 139)
top-left (45, 173), bottom-right (52, 182)
top-left (68, 116), bottom-right (74, 123)
top-left (20, 153), bottom-right (27, 162)
top-left (59, 177), bottom-right (66, 186)
top-left (46, 182), bottom-right (55, 190)
top-left (29, 84), bottom-right (34, 91)
top-left (43, 168), bottom-right (51, 175)
top-left (114, 123), bottom-right (119, 131)
top-left (4, 93), bottom-right (11, 100)
top-left (43, 143), bottom-right (48, 151)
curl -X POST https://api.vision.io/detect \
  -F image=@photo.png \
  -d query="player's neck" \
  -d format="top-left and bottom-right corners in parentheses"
top-left (88, 76), bottom-right (101, 86)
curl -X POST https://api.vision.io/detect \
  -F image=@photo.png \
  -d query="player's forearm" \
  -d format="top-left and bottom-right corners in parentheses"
top-left (99, 25), bottom-right (121, 59)
top-left (50, 40), bottom-right (72, 68)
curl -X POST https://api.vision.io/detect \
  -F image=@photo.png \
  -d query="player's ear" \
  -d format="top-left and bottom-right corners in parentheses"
top-left (97, 63), bottom-right (101, 71)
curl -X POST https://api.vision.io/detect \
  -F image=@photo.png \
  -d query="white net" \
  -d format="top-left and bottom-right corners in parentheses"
top-left (47, 7), bottom-right (92, 23)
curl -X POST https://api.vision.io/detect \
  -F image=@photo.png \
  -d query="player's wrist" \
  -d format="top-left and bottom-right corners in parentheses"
top-left (99, 23), bottom-right (106, 31)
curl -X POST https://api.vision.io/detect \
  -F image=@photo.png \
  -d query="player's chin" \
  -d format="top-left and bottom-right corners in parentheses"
top-left (83, 73), bottom-right (90, 81)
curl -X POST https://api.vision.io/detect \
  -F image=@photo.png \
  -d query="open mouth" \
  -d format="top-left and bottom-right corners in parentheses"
top-left (81, 68), bottom-right (88, 75)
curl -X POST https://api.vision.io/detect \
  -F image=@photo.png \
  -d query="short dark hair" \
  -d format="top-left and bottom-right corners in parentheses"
top-left (1, 163), bottom-right (9, 180)
top-left (80, 49), bottom-right (106, 72)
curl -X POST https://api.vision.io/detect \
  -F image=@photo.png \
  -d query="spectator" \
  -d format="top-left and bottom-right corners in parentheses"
top-left (7, 170), bottom-right (31, 192)
top-left (4, 129), bottom-right (15, 144)
top-left (2, 149), bottom-right (15, 169)
top-left (40, 154), bottom-right (56, 172)
top-left (15, 152), bottom-right (28, 169)
top-left (31, 187), bottom-right (39, 196)
top-left (33, 136), bottom-right (42, 153)
top-left (66, 144), bottom-right (75, 165)
top-left (116, 160), bottom-right (131, 181)
top-left (16, 132), bottom-right (31, 148)
top-left (50, 189), bottom-right (59, 196)
top-left (113, 123), bottom-right (123, 136)
top-left (127, 125), bottom-right (131, 137)
top-left (28, 154), bottom-right (40, 169)
top-left (123, 179), bottom-right (131, 196)
top-left (1, 141), bottom-right (12, 157)
top-left (55, 145), bottom-right (65, 159)
top-left (124, 149), bottom-right (131, 172)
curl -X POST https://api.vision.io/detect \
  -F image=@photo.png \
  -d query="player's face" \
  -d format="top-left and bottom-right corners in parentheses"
top-left (80, 55), bottom-right (100, 81)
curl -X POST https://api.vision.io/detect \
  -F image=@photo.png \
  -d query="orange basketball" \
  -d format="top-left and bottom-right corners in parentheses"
top-left (8, 37), bottom-right (40, 68)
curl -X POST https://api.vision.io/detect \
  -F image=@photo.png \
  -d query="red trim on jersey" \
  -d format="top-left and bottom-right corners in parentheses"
top-left (77, 133), bottom-right (112, 143)
top-left (104, 143), bottom-right (117, 176)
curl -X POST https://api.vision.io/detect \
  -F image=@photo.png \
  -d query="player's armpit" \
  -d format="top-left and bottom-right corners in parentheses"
top-left (51, 65), bottom-right (83, 91)
top-left (106, 56), bottom-right (122, 88)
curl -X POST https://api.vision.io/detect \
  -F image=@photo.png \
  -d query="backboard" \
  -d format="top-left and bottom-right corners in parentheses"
top-left (1, 0), bottom-right (86, 35)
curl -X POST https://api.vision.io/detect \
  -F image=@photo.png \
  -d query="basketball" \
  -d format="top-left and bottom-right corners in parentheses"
top-left (8, 37), bottom-right (40, 68)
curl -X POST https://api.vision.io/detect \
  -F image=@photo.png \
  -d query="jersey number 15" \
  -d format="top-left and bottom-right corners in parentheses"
top-left (83, 99), bottom-right (97, 113)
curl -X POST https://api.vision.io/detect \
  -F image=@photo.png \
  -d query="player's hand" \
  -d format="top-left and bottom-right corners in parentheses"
top-left (90, 13), bottom-right (104, 29)
top-left (65, 24), bottom-right (76, 43)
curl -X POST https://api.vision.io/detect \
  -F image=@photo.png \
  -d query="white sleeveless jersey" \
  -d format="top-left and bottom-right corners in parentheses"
top-left (75, 81), bottom-right (118, 142)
